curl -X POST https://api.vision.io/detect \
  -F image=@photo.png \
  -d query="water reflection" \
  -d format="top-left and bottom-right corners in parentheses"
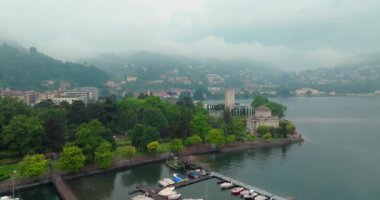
top-left (121, 163), bottom-right (162, 187)
top-left (69, 171), bottom-right (116, 200)
top-left (197, 145), bottom-right (292, 172)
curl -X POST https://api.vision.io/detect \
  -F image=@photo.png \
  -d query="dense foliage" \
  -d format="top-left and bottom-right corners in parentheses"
top-left (251, 95), bottom-right (287, 118)
top-left (59, 146), bottom-right (86, 173)
top-left (0, 94), bottom-right (295, 174)
top-left (17, 154), bottom-right (49, 177)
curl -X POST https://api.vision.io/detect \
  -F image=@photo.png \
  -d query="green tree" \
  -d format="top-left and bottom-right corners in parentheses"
top-left (231, 118), bottom-right (246, 140)
top-left (190, 112), bottom-right (211, 138)
top-left (226, 135), bottom-right (236, 144)
top-left (0, 97), bottom-right (30, 145)
top-left (130, 124), bottom-right (159, 150)
top-left (256, 125), bottom-right (270, 137)
top-left (184, 135), bottom-right (202, 147)
top-left (266, 102), bottom-right (287, 118)
top-left (250, 96), bottom-right (287, 118)
top-left (169, 139), bottom-right (184, 153)
top-left (286, 122), bottom-right (296, 135)
top-left (147, 141), bottom-right (161, 155)
top-left (94, 141), bottom-right (113, 169)
top-left (251, 96), bottom-right (269, 109)
top-left (39, 108), bottom-right (67, 151)
top-left (2, 115), bottom-right (44, 155)
top-left (67, 100), bottom-right (88, 125)
top-left (74, 119), bottom-right (115, 162)
top-left (17, 154), bottom-right (49, 178)
top-left (59, 146), bottom-right (86, 173)
top-left (142, 107), bottom-right (168, 129)
top-left (263, 132), bottom-right (272, 140)
top-left (118, 146), bottom-right (136, 160)
top-left (205, 129), bottom-right (225, 147)
top-left (246, 134), bottom-right (257, 142)
top-left (305, 90), bottom-right (312, 97)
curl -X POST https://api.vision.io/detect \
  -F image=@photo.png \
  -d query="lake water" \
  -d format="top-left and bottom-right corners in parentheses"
top-left (16, 96), bottom-right (380, 199)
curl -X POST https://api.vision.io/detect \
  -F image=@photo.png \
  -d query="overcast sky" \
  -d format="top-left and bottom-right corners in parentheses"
top-left (1, 0), bottom-right (380, 71)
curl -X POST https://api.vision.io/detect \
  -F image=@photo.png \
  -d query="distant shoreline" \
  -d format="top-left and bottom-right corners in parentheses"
top-left (0, 134), bottom-right (304, 194)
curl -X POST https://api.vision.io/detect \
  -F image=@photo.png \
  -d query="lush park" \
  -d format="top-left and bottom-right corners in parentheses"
top-left (0, 95), bottom-right (295, 180)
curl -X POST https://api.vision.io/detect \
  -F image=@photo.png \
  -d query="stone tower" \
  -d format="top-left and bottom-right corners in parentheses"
top-left (225, 89), bottom-right (235, 111)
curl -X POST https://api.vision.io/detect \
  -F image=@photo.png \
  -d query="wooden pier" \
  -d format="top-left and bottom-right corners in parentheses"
top-left (51, 176), bottom-right (78, 200)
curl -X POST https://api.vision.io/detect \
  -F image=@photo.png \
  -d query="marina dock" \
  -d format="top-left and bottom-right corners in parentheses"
top-left (133, 172), bottom-right (288, 200)
top-left (211, 171), bottom-right (288, 200)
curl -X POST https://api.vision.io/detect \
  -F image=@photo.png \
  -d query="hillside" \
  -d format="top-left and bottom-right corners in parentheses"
top-left (81, 51), bottom-right (283, 92)
top-left (289, 63), bottom-right (380, 93)
top-left (83, 51), bottom-right (380, 95)
top-left (0, 44), bottom-right (109, 91)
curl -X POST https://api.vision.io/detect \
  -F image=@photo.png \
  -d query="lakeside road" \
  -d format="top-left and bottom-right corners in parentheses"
top-left (0, 134), bottom-right (303, 195)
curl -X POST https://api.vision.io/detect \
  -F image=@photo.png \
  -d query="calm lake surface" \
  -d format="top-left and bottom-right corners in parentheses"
top-left (17, 96), bottom-right (380, 199)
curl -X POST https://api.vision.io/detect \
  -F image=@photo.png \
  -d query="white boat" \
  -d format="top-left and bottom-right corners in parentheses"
top-left (163, 178), bottom-right (175, 185)
top-left (220, 182), bottom-right (233, 189)
top-left (183, 199), bottom-right (204, 200)
top-left (195, 169), bottom-right (207, 176)
top-left (158, 187), bottom-right (177, 196)
top-left (254, 195), bottom-right (267, 200)
top-left (243, 191), bottom-right (258, 199)
top-left (168, 193), bottom-right (181, 200)
top-left (240, 190), bottom-right (250, 196)
top-left (158, 180), bottom-right (169, 187)
top-left (131, 194), bottom-right (153, 200)
top-left (0, 196), bottom-right (19, 200)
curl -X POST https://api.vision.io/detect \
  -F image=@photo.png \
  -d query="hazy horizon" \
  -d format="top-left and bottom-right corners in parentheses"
top-left (1, 0), bottom-right (380, 71)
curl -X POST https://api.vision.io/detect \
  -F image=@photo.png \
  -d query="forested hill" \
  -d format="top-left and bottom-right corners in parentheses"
top-left (0, 44), bottom-right (109, 91)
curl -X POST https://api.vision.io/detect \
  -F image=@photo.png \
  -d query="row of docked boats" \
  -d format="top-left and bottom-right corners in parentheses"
top-left (220, 181), bottom-right (270, 200)
top-left (158, 173), bottom-right (186, 187)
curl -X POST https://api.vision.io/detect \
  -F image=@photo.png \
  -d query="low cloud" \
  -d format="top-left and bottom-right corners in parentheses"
top-left (0, 0), bottom-right (379, 71)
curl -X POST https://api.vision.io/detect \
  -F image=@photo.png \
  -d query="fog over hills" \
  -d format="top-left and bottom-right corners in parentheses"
top-left (1, 0), bottom-right (380, 71)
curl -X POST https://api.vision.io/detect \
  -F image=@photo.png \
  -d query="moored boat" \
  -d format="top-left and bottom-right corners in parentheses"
top-left (163, 178), bottom-right (175, 185)
top-left (242, 190), bottom-right (258, 199)
top-left (131, 194), bottom-right (153, 200)
top-left (220, 182), bottom-right (233, 189)
top-left (240, 190), bottom-right (250, 196)
top-left (0, 196), bottom-right (19, 200)
top-left (187, 170), bottom-right (200, 179)
top-left (168, 193), bottom-right (181, 200)
top-left (195, 169), bottom-right (207, 176)
top-left (166, 155), bottom-right (185, 170)
top-left (172, 173), bottom-right (184, 183)
top-left (254, 195), bottom-right (267, 200)
top-left (158, 178), bottom-right (176, 187)
top-left (230, 187), bottom-right (244, 195)
top-left (158, 187), bottom-right (176, 196)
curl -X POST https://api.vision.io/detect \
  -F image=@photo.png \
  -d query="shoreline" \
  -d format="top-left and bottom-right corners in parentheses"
top-left (0, 134), bottom-right (304, 194)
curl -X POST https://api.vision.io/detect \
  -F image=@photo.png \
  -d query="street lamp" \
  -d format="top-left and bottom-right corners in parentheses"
top-left (12, 170), bottom-right (17, 198)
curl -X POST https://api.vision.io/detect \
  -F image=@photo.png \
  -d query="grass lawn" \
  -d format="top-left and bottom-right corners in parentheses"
top-left (115, 139), bottom-right (132, 147)
top-left (159, 142), bottom-right (171, 153)
top-left (0, 163), bottom-right (18, 180)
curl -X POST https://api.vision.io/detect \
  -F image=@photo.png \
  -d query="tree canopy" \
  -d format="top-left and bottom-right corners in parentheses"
top-left (17, 154), bottom-right (49, 178)
top-left (59, 146), bottom-right (86, 173)
top-left (251, 95), bottom-right (287, 118)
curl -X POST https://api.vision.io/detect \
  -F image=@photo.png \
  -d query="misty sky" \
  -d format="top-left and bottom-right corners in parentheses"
top-left (1, 0), bottom-right (380, 71)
